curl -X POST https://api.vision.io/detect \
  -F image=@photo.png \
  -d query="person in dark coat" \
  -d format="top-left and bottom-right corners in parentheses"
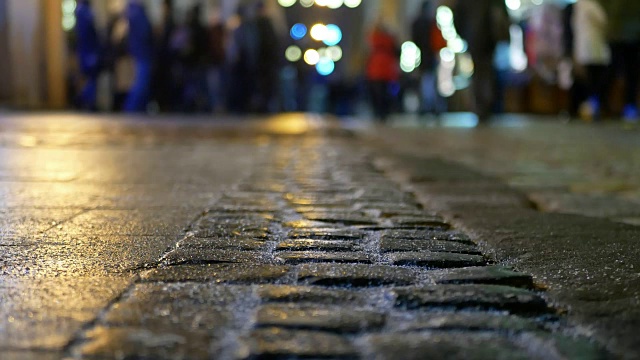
top-left (74, 0), bottom-right (101, 111)
top-left (153, 0), bottom-right (176, 112)
top-left (455, 0), bottom-right (510, 121)
top-left (226, 6), bottom-right (259, 113)
top-left (124, 0), bottom-right (154, 113)
top-left (411, 1), bottom-right (445, 115)
top-left (254, 1), bottom-right (280, 113)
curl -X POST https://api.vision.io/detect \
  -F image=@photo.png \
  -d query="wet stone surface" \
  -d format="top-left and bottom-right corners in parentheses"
top-left (15, 136), bottom-right (603, 359)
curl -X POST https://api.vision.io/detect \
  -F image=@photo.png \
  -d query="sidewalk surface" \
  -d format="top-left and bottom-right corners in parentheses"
top-left (0, 112), bottom-right (638, 359)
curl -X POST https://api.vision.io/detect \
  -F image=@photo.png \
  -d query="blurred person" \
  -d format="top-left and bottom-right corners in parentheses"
top-left (572, 0), bottom-right (611, 121)
top-left (226, 5), bottom-right (259, 114)
top-left (366, 20), bottom-right (400, 122)
top-left (181, 5), bottom-right (210, 112)
top-left (455, 0), bottom-right (510, 121)
top-left (153, 0), bottom-right (176, 112)
top-left (124, 0), bottom-right (154, 113)
top-left (106, 7), bottom-right (134, 111)
top-left (602, 0), bottom-right (640, 122)
top-left (207, 10), bottom-right (227, 113)
top-left (411, 1), bottom-right (446, 116)
top-left (254, 1), bottom-right (280, 113)
top-left (74, 0), bottom-right (101, 111)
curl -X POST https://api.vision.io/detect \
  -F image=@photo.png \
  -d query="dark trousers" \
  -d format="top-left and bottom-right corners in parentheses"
top-left (609, 42), bottom-right (640, 106)
top-left (369, 80), bottom-right (392, 121)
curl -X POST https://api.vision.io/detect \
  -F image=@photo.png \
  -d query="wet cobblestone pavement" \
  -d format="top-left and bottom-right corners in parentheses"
top-left (61, 139), bottom-right (603, 359)
top-left (0, 114), bottom-right (634, 359)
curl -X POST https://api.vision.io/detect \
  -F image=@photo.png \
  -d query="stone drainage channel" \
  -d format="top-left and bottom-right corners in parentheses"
top-left (67, 139), bottom-right (608, 359)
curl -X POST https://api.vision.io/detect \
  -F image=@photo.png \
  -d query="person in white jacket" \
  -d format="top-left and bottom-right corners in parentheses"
top-left (572, 0), bottom-right (611, 120)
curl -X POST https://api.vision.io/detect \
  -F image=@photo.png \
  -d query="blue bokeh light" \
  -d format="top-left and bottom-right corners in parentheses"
top-left (323, 24), bottom-right (342, 46)
top-left (290, 23), bottom-right (308, 40)
top-left (316, 57), bottom-right (335, 76)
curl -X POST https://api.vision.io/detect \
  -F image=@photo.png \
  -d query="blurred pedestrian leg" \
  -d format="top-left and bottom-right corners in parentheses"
top-left (74, 0), bottom-right (101, 111)
top-left (124, 0), bottom-right (154, 113)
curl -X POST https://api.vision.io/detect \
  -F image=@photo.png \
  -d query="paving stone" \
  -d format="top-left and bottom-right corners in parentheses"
top-left (103, 301), bottom-right (232, 331)
top-left (74, 326), bottom-right (213, 359)
top-left (385, 216), bottom-right (451, 229)
top-left (387, 312), bottom-right (544, 333)
top-left (178, 237), bottom-right (267, 251)
top-left (304, 212), bottom-right (380, 226)
top-left (162, 248), bottom-right (269, 266)
top-left (431, 266), bottom-right (535, 289)
top-left (199, 212), bottom-right (275, 221)
top-left (276, 239), bottom-right (359, 252)
top-left (241, 327), bottom-right (357, 359)
top-left (514, 332), bottom-right (610, 360)
top-left (380, 229), bottom-right (475, 245)
top-left (388, 252), bottom-right (486, 268)
top-left (141, 264), bottom-right (291, 283)
top-left (256, 303), bottom-right (385, 333)
top-left (392, 284), bottom-right (549, 314)
top-left (381, 238), bottom-right (481, 255)
top-left (190, 227), bottom-right (270, 240)
top-left (2, 351), bottom-right (64, 360)
top-left (288, 228), bottom-right (365, 240)
top-left (295, 205), bottom-right (360, 214)
top-left (359, 332), bottom-right (531, 360)
top-left (276, 251), bottom-right (374, 265)
top-left (297, 263), bottom-right (418, 287)
top-left (206, 205), bottom-right (281, 213)
top-left (286, 195), bottom-right (357, 206)
top-left (258, 285), bottom-right (370, 306)
top-left (283, 219), bottom-right (336, 229)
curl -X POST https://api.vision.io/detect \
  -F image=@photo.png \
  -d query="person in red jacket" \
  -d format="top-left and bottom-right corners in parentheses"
top-left (366, 20), bottom-right (400, 122)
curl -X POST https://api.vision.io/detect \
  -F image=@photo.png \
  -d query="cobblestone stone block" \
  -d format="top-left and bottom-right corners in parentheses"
top-left (380, 229), bottom-right (475, 245)
top-left (276, 239), bottom-right (359, 252)
top-left (241, 327), bottom-right (357, 359)
top-left (387, 312), bottom-right (544, 333)
top-left (258, 285), bottom-right (371, 306)
top-left (190, 227), bottom-right (270, 240)
top-left (141, 264), bottom-right (291, 283)
top-left (431, 266), bottom-right (535, 289)
top-left (385, 216), bottom-right (451, 229)
top-left (514, 332), bottom-right (610, 360)
top-left (74, 326), bottom-right (213, 359)
top-left (388, 252), bottom-right (486, 268)
top-left (256, 303), bottom-right (385, 333)
top-left (381, 238), bottom-right (481, 255)
top-left (283, 219), bottom-right (337, 229)
top-left (359, 332), bottom-right (531, 360)
top-left (392, 285), bottom-right (549, 314)
top-left (276, 251), bottom-right (374, 265)
top-left (297, 263), bottom-right (418, 287)
top-left (162, 249), bottom-right (270, 266)
top-left (178, 237), bottom-right (267, 251)
top-left (288, 228), bottom-right (365, 240)
top-left (304, 212), bottom-right (379, 226)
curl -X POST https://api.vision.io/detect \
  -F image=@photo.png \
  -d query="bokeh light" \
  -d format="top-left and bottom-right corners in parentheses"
top-left (304, 49), bottom-right (320, 65)
top-left (300, 0), bottom-right (315, 8)
top-left (316, 57), bottom-right (335, 76)
top-left (344, 0), bottom-right (362, 8)
top-left (323, 24), bottom-right (342, 46)
top-left (327, 0), bottom-right (344, 9)
top-left (277, 0), bottom-right (297, 7)
top-left (506, 0), bottom-right (521, 11)
top-left (310, 24), bottom-right (328, 42)
top-left (400, 41), bottom-right (421, 73)
top-left (285, 45), bottom-right (303, 62)
top-left (290, 23), bottom-right (307, 40)
top-left (326, 46), bottom-right (343, 61)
